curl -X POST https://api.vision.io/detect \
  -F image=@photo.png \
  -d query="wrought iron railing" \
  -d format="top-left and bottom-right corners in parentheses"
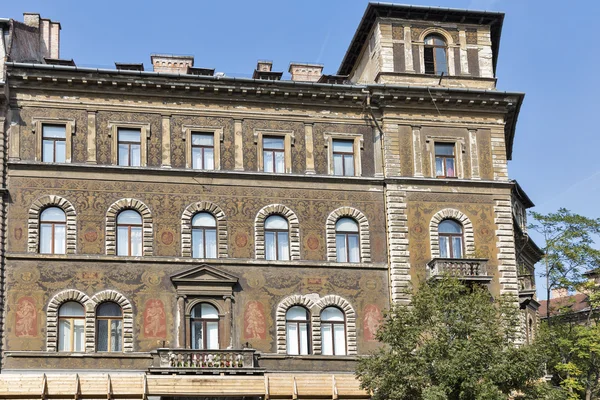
top-left (427, 258), bottom-right (490, 280)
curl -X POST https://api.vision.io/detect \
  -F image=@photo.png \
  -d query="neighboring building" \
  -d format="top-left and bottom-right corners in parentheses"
top-left (0, 3), bottom-right (539, 398)
top-left (539, 270), bottom-right (600, 324)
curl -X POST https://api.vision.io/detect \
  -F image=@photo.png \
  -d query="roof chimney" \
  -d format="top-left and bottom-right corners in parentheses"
top-left (252, 60), bottom-right (282, 80)
top-left (288, 62), bottom-right (323, 82)
top-left (256, 60), bottom-right (272, 72)
top-left (151, 54), bottom-right (194, 74)
top-left (23, 12), bottom-right (40, 28)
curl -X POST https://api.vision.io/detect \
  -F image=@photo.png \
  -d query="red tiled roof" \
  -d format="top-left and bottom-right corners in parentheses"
top-left (539, 293), bottom-right (590, 318)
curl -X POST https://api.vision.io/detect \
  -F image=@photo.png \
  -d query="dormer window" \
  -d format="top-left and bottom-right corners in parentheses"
top-left (424, 34), bottom-right (448, 75)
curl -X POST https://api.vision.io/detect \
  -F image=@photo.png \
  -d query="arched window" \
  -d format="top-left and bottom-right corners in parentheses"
top-left (96, 302), bottom-right (123, 352)
top-left (286, 306), bottom-right (310, 355)
top-left (265, 215), bottom-right (289, 261)
top-left (335, 218), bottom-right (360, 263)
top-left (39, 207), bottom-right (66, 254)
top-left (192, 212), bottom-right (217, 258)
top-left (438, 219), bottom-right (464, 258)
top-left (116, 210), bottom-right (142, 256)
top-left (58, 301), bottom-right (84, 352)
top-left (321, 307), bottom-right (346, 355)
top-left (190, 303), bottom-right (219, 350)
top-left (424, 34), bottom-right (448, 75)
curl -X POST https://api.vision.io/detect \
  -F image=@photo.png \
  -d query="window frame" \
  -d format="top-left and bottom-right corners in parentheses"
top-left (426, 137), bottom-right (464, 179)
top-left (57, 301), bottom-right (85, 352)
top-left (320, 306), bottom-right (347, 356)
top-left (264, 214), bottom-right (290, 261)
top-left (190, 303), bottom-right (220, 350)
top-left (116, 209), bottom-right (143, 257)
top-left (335, 218), bottom-right (360, 263)
top-left (438, 219), bottom-right (464, 259)
top-left (254, 129), bottom-right (294, 174)
top-left (262, 136), bottom-right (286, 173)
top-left (33, 118), bottom-right (75, 163)
top-left (332, 139), bottom-right (355, 176)
top-left (117, 128), bottom-right (142, 167)
top-left (109, 122), bottom-right (150, 167)
top-left (39, 207), bottom-right (67, 255)
top-left (285, 306), bottom-right (311, 355)
top-left (183, 126), bottom-right (223, 170)
top-left (95, 302), bottom-right (124, 353)
top-left (191, 212), bottom-right (218, 259)
top-left (434, 142), bottom-right (457, 178)
top-left (324, 133), bottom-right (363, 177)
top-left (423, 34), bottom-right (448, 75)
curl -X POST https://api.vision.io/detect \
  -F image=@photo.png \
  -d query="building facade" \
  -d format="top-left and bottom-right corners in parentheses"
top-left (0, 4), bottom-right (540, 398)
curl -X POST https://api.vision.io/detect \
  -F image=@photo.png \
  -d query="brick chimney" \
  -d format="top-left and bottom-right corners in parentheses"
top-left (288, 62), bottom-right (323, 82)
top-left (256, 60), bottom-right (272, 72)
top-left (151, 54), bottom-right (194, 74)
top-left (23, 13), bottom-right (61, 59)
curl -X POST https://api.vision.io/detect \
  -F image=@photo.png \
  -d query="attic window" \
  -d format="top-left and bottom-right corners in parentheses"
top-left (424, 34), bottom-right (448, 75)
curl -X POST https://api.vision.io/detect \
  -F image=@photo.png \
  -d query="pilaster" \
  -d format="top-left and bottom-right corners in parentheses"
top-left (234, 119), bottom-right (244, 171)
top-left (161, 115), bottom-right (171, 168)
top-left (304, 123), bottom-right (315, 174)
top-left (86, 111), bottom-right (97, 164)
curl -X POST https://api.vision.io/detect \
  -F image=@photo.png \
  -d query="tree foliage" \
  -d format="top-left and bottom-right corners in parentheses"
top-left (356, 278), bottom-right (546, 400)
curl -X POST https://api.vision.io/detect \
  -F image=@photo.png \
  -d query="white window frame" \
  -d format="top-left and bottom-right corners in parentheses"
top-left (324, 133), bottom-right (363, 177)
top-left (32, 118), bottom-right (76, 163)
top-left (108, 122), bottom-right (150, 167)
top-left (254, 129), bottom-right (294, 174)
top-left (182, 125), bottom-right (223, 170)
top-left (425, 136), bottom-right (465, 179)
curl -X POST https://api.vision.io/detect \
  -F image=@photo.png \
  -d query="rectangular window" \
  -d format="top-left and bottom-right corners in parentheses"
top-left (117, 128), bottom-right (142, 167)
top-left (435, 143), bottom-right (456, 178)
top-left (332, 140), bottom-right (355, 176)
top-left (191, 133), bottom-right (215, 170)
top-left (42, 124), bottom-right (66, 163)
top-left (263, 136), bottom-right (285, 173)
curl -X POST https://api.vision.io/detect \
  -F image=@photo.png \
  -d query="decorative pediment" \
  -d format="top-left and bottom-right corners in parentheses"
top-left (170, 265), bottom-right (238, 297)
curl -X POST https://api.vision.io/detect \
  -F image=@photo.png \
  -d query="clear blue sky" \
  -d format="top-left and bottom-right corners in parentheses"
top-left (3, 0), bottom-right (599, 298)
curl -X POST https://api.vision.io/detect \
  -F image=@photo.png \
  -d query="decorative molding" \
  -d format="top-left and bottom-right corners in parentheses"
top-left (323, 133), bottom-right (364, 176)
top-left (27, 195), bottom-right (77, 254)
top-left (275, 295), bottom-right (318, 354)
top-left (253, 129), bottom-right (295, 173)
top-left (105, 198), bottom-right (153, 256)
top-left (90, 290), bottom-right (134, 352)
top-left (107, 122), bottom-right (150, 167)
top-left (325, 207), bottom-right (371, 263)
top-left (31, 118), bottom-right (76, 163)
top-left (46, 289), bottom-right (94, 352)
top-left (429, 208), bottom-right (475, 258)
top-left (314, 295), bottom-right (357, 355)
top-left (181, 125), bottom-right (224, 170)
top-left (181, 201), bottom-right (228, 258)
top-left (254, 204), bottom-right (300, 260)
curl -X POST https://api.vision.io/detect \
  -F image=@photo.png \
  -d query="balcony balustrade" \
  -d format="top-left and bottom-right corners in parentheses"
top-left (150, 348), bottom-right (261, 375)
top-left (427, 258), bottom-right (491, 283)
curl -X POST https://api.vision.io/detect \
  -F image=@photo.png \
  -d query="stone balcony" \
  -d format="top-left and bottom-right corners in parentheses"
top-left (149, 348), bottom-right (262, 375)
top-left (427, 258), bottom-right (492, 283)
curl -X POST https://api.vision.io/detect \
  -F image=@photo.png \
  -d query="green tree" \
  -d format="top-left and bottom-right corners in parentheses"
top-left (529, 208), bottom-right (600, 320)
top-left (356, 277), bottom-right (547, 400)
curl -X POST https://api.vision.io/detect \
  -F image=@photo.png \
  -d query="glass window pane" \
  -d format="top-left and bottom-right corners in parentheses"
top-left (192, 147), bottom-right (202, 169)
top-left (265, 215), bottom-right (288, 230)
top-left (265, 231), bottom-right (276, 261)
top-left (192, 133), bottom-right (214, 146)
top-left (321, 324), bottom-right (333, 355)
top-left (322, 307), bottom-right (344, 322)
top-left (278, 232), bottom-right (290, 261)
top-left (97, 319), bottom-right (108, 351)
top-left (205, 229), bottom-right (217, 258)
top-left (299, 323), bottom-right (309, 355)
top-left (42, 140), bottom-right (55, 162)
top-left (97, 302), bottom-right (122, 317)
top-left (111, 320), bottom-right (123, 351)
top-left (192, 229), bottom-right (204, 258)
top-left (117, 226), bottom-right (129, 256)
top-left (286, 323), bottom-right (299, 355)
top-left (74, 319), bottom-right (84, 352)
top-left (43, 125), bottom-right (66, 138)
top-left (41, 207), bottom-right (66, 222)
top-left (263, 137), bottom-right (284, 149)
top-left (192, 212), bottom-right (216, 227)
top-left (435, 47), bottom-right (448, 74)
top-left (59, 319), bottom-right (71, 351)
top-left (264, 151), bottom-right (274, 173)
top-left (333, 140), bottom-right (353, 153)
top-left (118, 129), bottom-right (141, 143)
top-left (446, 158), bottom-right (455, 177)
top-left (435, 157), bottom-right (444, 176)
top-left (130, 144), bottom-right (141, 167)
top-left (275, 151), bottom-right (285, 173)
top-left (201, 303), bottom-right (219, 319)
top-left (191, 321), bottom-right (203, 349)
top-left (452, 237), bottom-right (463, 258)
top-left (118, 210), bottom-right (142, 225)
top-left (336, 234), bottom-right (347, 263)
top-left (435, 143), bottom-right (454, 156)
top-left (40, 224), bottom-right (53, 254)
top-left (206, 321), bottom-right (219, 349)
top-left (130, 227), bottom-right (142, 256)
top-left (440, 236), bottom-right (449, 258)
top-left (204, 148), bottom-right (214, 170)
top-left (344, 155), bottom-right (354, 176)
top-left (334, 324), bottom-right (346, 355)
top-left (59, 301), bottom-right (84, 317)
top-left (54, 224), bottom-right (66, 254)
top-left (55, 141), bottom-right (66, 163)
top-left (336, 218), bottom-right (358, 232)
top-left (333, 154), bottom-right (343, 176)
top-left (286, 306), bottom-right (308, 321)
top-left (348, 234), bottom-right (360, 263)
top-left (439, 220), bottom-right (462, 234)
top-left (118, 144), bottom-right (129, 166)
